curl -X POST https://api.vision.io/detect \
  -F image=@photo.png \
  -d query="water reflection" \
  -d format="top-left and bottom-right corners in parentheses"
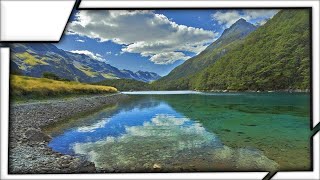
top-left (46, 95), bottom-right (281, 172)
top-left (73, 114), bottom-right (225, 172)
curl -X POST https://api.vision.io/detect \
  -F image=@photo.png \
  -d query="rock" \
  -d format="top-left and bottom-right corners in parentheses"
top-left (62, 155), bottom-right (71, 160)
top-left (78, 161), bottom-right (96, 173)
top-left (61, 163), bottom-right (70, 168)
top-left (24, 128), bottom-right (52, 142)
top-left (213, 146), bottom-right (234, 160)
top-left (42, 167), bottom-right (51, 172)
top-left (107, 167), bottom-right (115, 172)
top-left (153, 163), bottom-right (161, 170)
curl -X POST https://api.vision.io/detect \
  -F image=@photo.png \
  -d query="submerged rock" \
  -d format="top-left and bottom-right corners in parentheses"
top-left (213, 145), bottom-right (234, 161)
top-left (235, 148), bottom-right (279, 171)
top-left (153, 163), bottom-right (161, 170)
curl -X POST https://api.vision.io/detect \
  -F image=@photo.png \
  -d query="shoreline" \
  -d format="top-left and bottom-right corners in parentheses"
top-left (195, 89), bottom-right (310, 93)
top-left (122, 89), bottom-right (310, 93)
top-left (9, 93), bottom-right (128, 174)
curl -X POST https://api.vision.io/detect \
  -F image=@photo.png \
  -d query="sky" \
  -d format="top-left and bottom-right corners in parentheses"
top-left (55, 9), bottom-right (279, 76)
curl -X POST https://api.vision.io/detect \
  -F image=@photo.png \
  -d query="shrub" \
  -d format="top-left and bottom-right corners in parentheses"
top-left (42, 72), bottom-right (62, 81)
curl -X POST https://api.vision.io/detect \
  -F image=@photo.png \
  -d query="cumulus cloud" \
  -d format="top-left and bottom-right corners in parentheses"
top-left (70, 50), bottom-right (106, 62)
top-left (212, 9), bottom-right (279, 28)
top-left (67, 10), bottom-right (217, 64)
top-left (212, 11), bottom-right (242, 28)
top-left (150, 52), bottom-right (191, 65)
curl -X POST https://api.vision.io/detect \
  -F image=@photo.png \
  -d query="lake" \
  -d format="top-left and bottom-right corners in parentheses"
top-left (44, 91), bottom-right (311, 172)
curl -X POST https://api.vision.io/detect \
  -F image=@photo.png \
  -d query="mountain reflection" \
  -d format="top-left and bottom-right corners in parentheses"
top-left (47, 95), bottom-right (280, 172)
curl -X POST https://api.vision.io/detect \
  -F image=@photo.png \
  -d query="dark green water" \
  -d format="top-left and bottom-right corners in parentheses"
top-left (45, 91), bottom-right (311, 172)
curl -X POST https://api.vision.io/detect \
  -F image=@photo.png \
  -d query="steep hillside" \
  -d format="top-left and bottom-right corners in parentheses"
top-left (9, 43), bottom-right (161, 83)
top-left (193, 9), bottom-right (310, 91)
top-left (154, 18), bottom-right (257, 89)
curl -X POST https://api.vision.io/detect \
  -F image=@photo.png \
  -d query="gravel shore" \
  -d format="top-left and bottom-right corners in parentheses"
top-left (9, 93), bottom-right (128, 174)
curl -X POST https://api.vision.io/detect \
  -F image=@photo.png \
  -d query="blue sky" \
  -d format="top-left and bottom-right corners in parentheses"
top-left (55, 9), bottom-right (278, 76)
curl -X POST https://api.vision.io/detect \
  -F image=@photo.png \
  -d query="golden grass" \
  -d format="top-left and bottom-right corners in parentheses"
top-left (101, 73), bottom-right (120, 79)
top-left (80, 68), bottom-right (98, 77)
top-left (10, 75), bottom-right (117, 98)
top-left (16, 52), bottom-right (48, 66)
top-left (74, 62), bottom-right (98, 77)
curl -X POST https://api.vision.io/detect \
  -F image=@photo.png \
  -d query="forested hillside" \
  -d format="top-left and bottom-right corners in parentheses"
top-left (95, 79), bottom-right (152, 91)
top-left (153, 9), bottom-right (310, 91)
top-left (192, 9), bottom-right (310, 91)
top-left (154, 18), bottom-right (257, 90)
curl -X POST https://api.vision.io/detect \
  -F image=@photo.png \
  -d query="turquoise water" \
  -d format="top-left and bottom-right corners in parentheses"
top-left (45, 91), bottom-right (311, 172)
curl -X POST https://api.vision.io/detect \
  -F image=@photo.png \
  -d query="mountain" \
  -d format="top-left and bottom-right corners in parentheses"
top-left (9, 43), bottom-right (161, 83)
top-left (120, 69), bottom-right (161, 82)
top-left (205, 18), bottom-right (257, 52)
top-left (154, 18), bottom-right (257, 89)
top-left (192, 9), bottom-right (310, 91)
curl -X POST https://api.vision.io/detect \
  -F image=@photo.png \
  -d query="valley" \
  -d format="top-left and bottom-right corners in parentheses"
top-left (6, 9), bottom-right (313, 174)
top-left (7, 10), bottom-right (310, 93)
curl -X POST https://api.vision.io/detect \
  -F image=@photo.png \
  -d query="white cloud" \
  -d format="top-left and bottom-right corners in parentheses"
top-left (106, 51), bottom-right (112, 55)
top-left (67, 10), bottom-right (217, 64)
top-left (243, 10), bottom-right (279, 19)
top-left (150, 52), bottom-right (190, 65)
top-left (211, 9), bottom-right (279, 28)
top-left (212, 11), bottom-right (243, 28)
top-left (77, 119), bottom-right (110, 132)
top-left (76, 39), bottom-right (85, 42)
top-left (255, 18), bottom-right (269, 26)
top-left (70, 50), bottom-right (106, 62)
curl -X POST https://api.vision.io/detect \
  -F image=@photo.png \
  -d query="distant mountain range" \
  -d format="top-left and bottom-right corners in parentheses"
top-left (154, 9), bottom-right (310, 91)
top-left (9, 43), bottom-right (161, 83)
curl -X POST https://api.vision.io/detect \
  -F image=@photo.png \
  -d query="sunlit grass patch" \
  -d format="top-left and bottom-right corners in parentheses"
top-left (73, 62), bottom-right (98, 77)
top-left (101, 73), bottom-right (120, 79)
top-left (16, 52), bottom-right (48, 66)
top-left (10, 75), bottom-right (118, 99)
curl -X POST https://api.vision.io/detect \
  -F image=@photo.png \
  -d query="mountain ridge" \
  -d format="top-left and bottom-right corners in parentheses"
top-left (153, 18), bottom-right (257, 89)
top-left (9, 43), bottom-right (161, 83)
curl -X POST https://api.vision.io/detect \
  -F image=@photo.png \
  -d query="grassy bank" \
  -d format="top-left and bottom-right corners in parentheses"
top-left (10, 75), bottom-right (118, 101)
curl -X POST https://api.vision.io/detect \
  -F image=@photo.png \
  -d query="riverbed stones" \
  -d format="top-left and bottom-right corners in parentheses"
top-left (213, 145), bottom-right (234, 161)
top-left (9, 94), bottom-right (128, 174)
top-left (234, 148), bottom-right (279, 171)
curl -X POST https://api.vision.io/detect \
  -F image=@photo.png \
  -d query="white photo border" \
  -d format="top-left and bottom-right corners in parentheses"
top-left (1, 0), bottom-right (319, 179)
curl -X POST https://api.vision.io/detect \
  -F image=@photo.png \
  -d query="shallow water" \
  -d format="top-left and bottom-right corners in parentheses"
top-left (44, 92), bottom-right (311, 172)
